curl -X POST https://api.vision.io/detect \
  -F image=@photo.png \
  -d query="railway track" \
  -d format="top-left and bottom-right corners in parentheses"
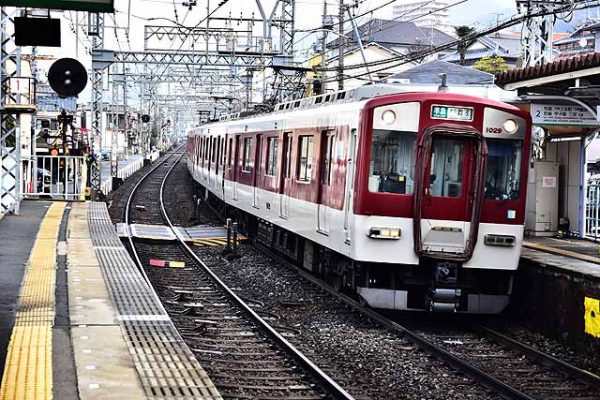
top-left (112, 150), bottom-right (600, 399)
top-left (253, 245), bottom-right (600, 400)
top-left (122, 146), bottom-right (352, 400)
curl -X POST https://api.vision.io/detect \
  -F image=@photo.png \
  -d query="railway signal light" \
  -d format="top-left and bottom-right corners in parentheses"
top-left (48, 58), bottom-right (88, 98)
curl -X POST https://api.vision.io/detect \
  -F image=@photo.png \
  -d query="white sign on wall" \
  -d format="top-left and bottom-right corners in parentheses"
top-left (531, 103), bottom-right (598, 126)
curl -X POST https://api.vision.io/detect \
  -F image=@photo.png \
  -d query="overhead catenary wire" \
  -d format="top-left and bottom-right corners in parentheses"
top-left (315, 0), bottom-right (600, 84)
top-left (312, 0), bottom-right (596, 76)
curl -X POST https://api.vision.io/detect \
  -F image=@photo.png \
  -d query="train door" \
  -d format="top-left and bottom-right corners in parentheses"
top-left (232, 135), bottom-right (240, 200)
top-left (343, 128), bottom-right (357, 243)
top-left (279, 131), bottom-right (292, 219)
top-left (317, 130), bottom-right (335, 233)
top-left (253, 134), bottom-right (262, 208)
top-left (415, 130), bottom-right (484, 259)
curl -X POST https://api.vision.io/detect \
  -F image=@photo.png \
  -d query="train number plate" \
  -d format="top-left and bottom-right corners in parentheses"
top-left (431, 105), bottom-right (474, 122)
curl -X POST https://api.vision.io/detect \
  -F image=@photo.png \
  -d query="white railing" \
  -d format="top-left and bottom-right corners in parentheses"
top-left (100, 175), bottom-right (113, 196)
top-left (100, 151), bottom-right (160, 196)
top-left (22, 155), bottom-right (87, 200)
top-left (586, 179), bottom-right (600, 238)
top-left (117, 157), bottom-right (144, 180)
top-left (148, 150), bottom-right (160, 162)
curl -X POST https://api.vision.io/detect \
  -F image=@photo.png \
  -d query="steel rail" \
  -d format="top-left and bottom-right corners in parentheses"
top-left (153, 155), bottom-right (355, 400)
top-left (253, 243), bottom-right (536, 400)
top-left (124, 145), bottom-right (185, 288)
top-left (478, 325), bottom-right (600, 389)
top-left (193, 174), bottom-right (597, 400)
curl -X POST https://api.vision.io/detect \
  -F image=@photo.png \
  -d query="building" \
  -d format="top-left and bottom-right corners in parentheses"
top-left (441, 31), bottom-right (523, 67)
top-left (391, 0), bottom-right (453, 35)
top-left (321, 19), bottom-right (455, 91)
top-left (554, 21), bottom-right (598, 59)
top-left (383, 59), bottom-right (511, 100)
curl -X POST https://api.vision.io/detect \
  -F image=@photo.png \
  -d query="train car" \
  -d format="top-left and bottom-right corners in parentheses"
top-left (186, 85), bottom-right (531, 313)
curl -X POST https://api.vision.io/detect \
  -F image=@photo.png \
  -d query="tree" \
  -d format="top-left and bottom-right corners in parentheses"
top-left (473, 56), bottom-right (511, 74)
top-left (454, 25), bottom-right (476, 65)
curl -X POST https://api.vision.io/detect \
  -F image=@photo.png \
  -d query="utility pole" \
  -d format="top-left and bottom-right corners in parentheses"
top-left (321, 0), bottom-right (328, 70)
top-left (337, 0), bottom-right (344, 90)
top-left (347, 4), bottom-right (373, 84)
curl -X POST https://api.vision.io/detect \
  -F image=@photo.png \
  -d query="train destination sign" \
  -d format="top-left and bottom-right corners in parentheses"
top-left (431, 105), bottom-right (474, 122)
top-left (1, 0), bottom-right (114, 12)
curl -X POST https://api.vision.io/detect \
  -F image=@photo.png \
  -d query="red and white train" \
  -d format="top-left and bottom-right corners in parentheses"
top-left (186, 85), bottom-right (531, 313)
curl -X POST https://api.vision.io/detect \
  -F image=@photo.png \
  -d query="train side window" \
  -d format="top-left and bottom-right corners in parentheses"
top-left (242, 137), bottom-right (253, 172)
top-left (222, 137), bottom-right (226, 165)
top-left (321, 131), bottom-right (335, 186)
top-left (228, 138), bottom-right (234, 166)
top-left (368, 130), bottom-right (417, 194)
top-left (265, 137), bottom-right (279, 176)
top-left (199, 138), bottom-right (203, 164)
top-left (297, 135), bottom-right (314, 182)
top-left (283, 132), bottom-right (292, 178)
top-left (212, 138), bottom-right (218, 163)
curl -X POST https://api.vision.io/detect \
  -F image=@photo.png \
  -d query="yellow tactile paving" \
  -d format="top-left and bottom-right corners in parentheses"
top-left (0, 202), bottom-right (65, 400)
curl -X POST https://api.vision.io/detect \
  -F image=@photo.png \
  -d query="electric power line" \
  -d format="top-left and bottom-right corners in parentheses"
top-left (315, 0), bottom-right (600, 83)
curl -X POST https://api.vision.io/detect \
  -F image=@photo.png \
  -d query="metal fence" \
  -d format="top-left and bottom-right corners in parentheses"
top-left (100, 151), bottom-right (160, 196)
top-left (586, 179), bottom-right (600, 238)
top-left (22, 155), bottom-right (87, 200)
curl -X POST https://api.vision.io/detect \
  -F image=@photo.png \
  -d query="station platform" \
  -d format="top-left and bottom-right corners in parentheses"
top-left (0, 200), bottom-right (221, 400)
top-left (515, 236), bottom-right (600, 355)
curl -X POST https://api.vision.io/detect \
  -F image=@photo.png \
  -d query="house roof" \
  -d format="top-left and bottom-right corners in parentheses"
top-left (441, 32), bottom-right (521, 63)
top-left (495, 52), bottom-right (600, 86)
top-left (384, 60), bottom-right (494, 85)
top-left (324, 42), bottom-right (405, 65)
top-left (328, 18), bottom-right (455, 49)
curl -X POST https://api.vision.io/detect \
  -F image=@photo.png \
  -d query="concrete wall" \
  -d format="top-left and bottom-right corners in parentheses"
top-left (544, 140), bottom-right (582, 232)
top-left (511, 257), bottom-right (600, 357)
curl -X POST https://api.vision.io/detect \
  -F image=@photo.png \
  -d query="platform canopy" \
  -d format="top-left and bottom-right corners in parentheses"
top-left (1, 0), bottom-right (113, 12)
top-left (496, 53), bottom-right (600, 138)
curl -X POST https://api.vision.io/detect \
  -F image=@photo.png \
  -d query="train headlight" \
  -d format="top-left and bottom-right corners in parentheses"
top-left (368, 227), bottom-right (401, 240)
top-left (381, 109), bottom-right (396, 125)
top-left (503, 119), bottom-right (518, 134)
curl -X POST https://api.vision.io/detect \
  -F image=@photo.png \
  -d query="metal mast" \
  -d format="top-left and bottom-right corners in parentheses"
top-left (337, 0), bottom-right (345, 90)
top-left (89, 12), bottom-right (105, 198)
top-left (518, 0), bottom-right (567, 67)
top-left (0, 8), bottom-right (21, 214)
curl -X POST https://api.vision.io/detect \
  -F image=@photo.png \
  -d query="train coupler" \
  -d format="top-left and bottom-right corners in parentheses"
top-left (428, 287), bottom-right (461, 312)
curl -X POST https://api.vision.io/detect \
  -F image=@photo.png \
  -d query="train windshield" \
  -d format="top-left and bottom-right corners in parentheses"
top-left (485, 139), bottom-right (522, 200)
top-left (368, 129), bottom-right (417, 194)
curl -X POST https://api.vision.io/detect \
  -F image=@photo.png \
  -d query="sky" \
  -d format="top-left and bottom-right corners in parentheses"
top-left (49, 0), bottom-right (523, 60)
top-left (28, 0), bottom-right (596, 109)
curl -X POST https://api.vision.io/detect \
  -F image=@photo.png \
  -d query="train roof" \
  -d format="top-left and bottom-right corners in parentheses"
top-left (189, 84), bottom-right (526, 135)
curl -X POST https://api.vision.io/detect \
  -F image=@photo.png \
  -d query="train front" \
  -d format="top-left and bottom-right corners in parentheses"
top-left (353, 93), bottom-right (531, 313)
